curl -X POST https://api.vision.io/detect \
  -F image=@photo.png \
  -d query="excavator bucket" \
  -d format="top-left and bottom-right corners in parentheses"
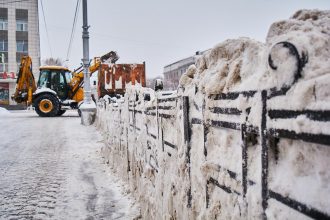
top-left (100, 51), bottom-right (119, 63)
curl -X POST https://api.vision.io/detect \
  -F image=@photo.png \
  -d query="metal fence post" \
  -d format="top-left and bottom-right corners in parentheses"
top-left (182, 96), bottom-right (192, 208)
top-left (261, 90), bottom-right (268, 220)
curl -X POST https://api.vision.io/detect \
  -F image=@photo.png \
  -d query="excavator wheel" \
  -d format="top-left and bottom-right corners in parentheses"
top-left (34, 93), bottom-right (60, 117)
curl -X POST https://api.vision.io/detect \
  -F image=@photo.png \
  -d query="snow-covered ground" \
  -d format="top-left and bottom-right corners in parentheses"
top-left (0, 107), bottom-right (11, 116)
top-left (0, 110), bottom-right (140, 219)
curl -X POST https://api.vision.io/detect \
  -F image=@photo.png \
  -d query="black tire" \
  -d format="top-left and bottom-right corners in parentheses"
top-left (57, 109), bottom-right (66, 116)
top-left (34, 93), bottom-right (60, 117)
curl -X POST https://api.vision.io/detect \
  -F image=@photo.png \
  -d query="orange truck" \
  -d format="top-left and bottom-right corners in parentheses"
top-left (97, 62), bottom-right (146, 98)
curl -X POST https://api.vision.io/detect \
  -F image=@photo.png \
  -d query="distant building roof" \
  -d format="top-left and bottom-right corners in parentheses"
top-left (163, 50), bottom-right (210, 73)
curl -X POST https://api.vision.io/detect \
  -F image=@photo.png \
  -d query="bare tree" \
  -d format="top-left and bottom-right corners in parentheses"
top-left (43, 58), bottom-right (63, 66)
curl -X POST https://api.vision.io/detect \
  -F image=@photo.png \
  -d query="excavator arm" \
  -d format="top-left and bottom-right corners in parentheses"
top-left (69, 51), bottom-right (119, 101)
top-left (89, 51), bottom-right (119, 74)
top-left (11, 56), bottom-right (36, 105)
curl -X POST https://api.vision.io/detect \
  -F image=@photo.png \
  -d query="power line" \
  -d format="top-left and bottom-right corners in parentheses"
top-left (66, 0), bottom-right (81, 61)
top-left (40, 0), bottom-right (53, 57)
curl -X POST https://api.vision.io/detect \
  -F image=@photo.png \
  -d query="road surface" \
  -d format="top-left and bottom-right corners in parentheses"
top-left (0, 110), bottom-right (140, 220)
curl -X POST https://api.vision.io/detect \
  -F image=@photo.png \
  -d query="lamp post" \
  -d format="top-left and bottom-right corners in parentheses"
top-left (80, 0), bottom-right (96, 125)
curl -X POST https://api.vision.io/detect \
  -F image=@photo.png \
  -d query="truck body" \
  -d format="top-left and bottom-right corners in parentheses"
top-left (97, 63), bottom-right (146, 98)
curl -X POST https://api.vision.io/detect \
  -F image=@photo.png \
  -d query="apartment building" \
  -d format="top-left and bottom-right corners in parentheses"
top-left (0, 0), bottom-right (40, 105)
top-left (163, 51), bottom-right (208, 90)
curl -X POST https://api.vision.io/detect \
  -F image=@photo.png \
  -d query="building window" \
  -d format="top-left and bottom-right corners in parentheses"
top-left (0, 19), bottom-right (8, 30)
top-left (17, 40), bottom-right (28, 53)
top-left (0, 40), bottom-right (7, 52)
top-left (16, 20), bottom-right (28, 32)
top-left (0, 63), bottom-right (7, 72)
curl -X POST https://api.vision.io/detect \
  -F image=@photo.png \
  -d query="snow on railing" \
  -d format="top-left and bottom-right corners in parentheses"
top-left (96, 9), bottom-right (330, 218)
top-left (96, 82), bottom-right (330, 219)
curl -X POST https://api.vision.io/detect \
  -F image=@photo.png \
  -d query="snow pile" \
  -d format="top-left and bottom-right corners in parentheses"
top-left (266, 9), bottom-right (330, 110)
top-left (181, 38), bottom-right (269, 94)
top-left (181, 9), bottom-right (330, 106)
top-left (97, 9), bottom-right (330, 219)
top-left (0, 107), bottom-right (11, 116)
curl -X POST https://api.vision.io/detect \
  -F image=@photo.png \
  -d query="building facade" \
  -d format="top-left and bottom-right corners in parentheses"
top-left (0, 0), bottom-right (40, 105)
top-left (163, 51), bottom-right (208, 91)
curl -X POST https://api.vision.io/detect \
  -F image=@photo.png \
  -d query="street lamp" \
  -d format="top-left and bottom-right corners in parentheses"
top-left (79, 0), bottom-right (96, 125)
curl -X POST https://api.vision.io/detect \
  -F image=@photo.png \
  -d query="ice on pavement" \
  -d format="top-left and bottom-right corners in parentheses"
top-left (0, 110), bottom-right (140, 219)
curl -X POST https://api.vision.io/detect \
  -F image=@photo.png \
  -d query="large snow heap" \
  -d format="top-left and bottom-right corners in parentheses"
top-left (97, 9), bottom-right (330, 220)
top-left (180, 9), bottom-right (330, 109)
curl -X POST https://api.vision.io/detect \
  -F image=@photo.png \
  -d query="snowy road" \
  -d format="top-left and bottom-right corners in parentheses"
top-left (0, 110), bottom-right (140, 220)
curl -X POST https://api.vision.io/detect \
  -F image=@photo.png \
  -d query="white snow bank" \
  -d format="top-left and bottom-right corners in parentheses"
top-left (180, 9), bottom-right (330, 108)
top-left (97, 9), bottom-right (330, 220)
top-left (0, 107), bottom-right (11, 116)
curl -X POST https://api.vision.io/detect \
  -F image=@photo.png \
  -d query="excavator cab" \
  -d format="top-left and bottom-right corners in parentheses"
top-left (31, 66), bottom-right (73, 117)
top-left (38, 67), bottom-right (72, 100)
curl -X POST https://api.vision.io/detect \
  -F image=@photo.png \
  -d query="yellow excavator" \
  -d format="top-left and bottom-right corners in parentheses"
top-left (12, 51), bottom-right (119, 117)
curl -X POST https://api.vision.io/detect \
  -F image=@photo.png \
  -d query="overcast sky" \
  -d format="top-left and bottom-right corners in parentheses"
top-left (39, 0), bottom-right (329, 78)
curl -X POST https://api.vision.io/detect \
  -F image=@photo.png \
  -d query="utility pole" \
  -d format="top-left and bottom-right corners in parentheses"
top-left (82, 0), bottom-right (91, 104)
top-left (80, 0), bottom-right (96, 125)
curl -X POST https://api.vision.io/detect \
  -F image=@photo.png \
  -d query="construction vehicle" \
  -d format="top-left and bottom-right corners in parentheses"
top-left (12, 51), bottom-right (119, 117)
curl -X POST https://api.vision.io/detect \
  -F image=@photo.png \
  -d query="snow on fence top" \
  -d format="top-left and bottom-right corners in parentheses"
top-left (97, 9), bottom-right (330, 220)
top-left (180, 9), bottom-right (330, 109)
